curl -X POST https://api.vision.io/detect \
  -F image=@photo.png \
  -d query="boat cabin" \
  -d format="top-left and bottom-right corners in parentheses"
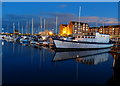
top-left (75, 32), bottom-right (110, 43)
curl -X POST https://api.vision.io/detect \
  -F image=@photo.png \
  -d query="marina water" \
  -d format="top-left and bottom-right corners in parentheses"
top-left (2, 41), bottom-right (120, 85)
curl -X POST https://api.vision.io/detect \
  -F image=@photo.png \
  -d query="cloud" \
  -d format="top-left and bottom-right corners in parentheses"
top-left (102, 18), bottom-right (118, 24)
top-left (58, 4), bottom-right (68, 8)
top-left (79, 16), bottom-right (118, 26)
top-left (2, 13), bottom-right (118, 30)
top-left (40, 12), bottom-right (77, 24)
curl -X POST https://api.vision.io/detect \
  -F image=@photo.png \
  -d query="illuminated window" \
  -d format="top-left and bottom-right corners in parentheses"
top-left (75, 25), bottom-right (77, 27)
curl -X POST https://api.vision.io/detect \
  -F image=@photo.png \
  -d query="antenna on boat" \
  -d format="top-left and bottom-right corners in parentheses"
top-left (32, 18), bottom-right (34, 35)
top-left (56, 16), bottom-right (58, 34)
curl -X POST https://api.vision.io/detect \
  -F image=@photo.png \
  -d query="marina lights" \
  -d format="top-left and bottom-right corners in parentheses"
top-left (63, 30), bottom-right (66, 34)
top-left (42, 36), bottom-right (46, 40)
top-left (113, 28), bottom-right (115, 30)
top-left (49, 31), bottom-right (53, 35)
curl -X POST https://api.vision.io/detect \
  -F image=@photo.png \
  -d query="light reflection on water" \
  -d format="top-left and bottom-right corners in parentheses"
top-left (2, 41), bottom-right (119, 85)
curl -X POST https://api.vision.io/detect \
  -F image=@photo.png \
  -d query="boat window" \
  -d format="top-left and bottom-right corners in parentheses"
top-left (88, 37), bottom-right (90, 38)
top-left (93, 37), bottom-right (95, 39)
top-left (85, 36), bottom-right (87, 38)
top-left (78, 36), bottom-right (80, 38)
top-left (82, 36), bottom-right (84, 38)
top-left (101, 35), bottom-right (105, 37)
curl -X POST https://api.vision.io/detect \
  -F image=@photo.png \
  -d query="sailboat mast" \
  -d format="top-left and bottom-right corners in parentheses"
top-left (13, 23), bottom-right (15, 33)
top-left (79, 6), bottom-right (81, 22)
top-left (26, 21), bottom-right (28, 34)
top-left (22, 25), bottom-right (23, 35)
top-left (103, 20), bottom-right (104, 34)
top-left (18, 22), bottom-right (20, 33)
top-left (32, 18), bottom-right (34, 35)
top-left (44, 19), bottom-right (45, 31)
top-left (79, 6), bottom-right (81, 32)
top-left (56, 16), bottom-right (58, 34)
top-left (40, 17), bottom-right (42, 32)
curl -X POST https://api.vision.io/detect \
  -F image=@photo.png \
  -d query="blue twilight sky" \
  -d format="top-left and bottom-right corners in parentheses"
top-left (2, 2), bottom-right (119, 33)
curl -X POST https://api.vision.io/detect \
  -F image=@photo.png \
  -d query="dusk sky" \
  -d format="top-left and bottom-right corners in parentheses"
top-left (2, 2), bottom-right (118, 33)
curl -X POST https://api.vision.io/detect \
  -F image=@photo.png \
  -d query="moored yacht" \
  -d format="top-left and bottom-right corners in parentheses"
top-left (53, 32), bottom-right (113, 49)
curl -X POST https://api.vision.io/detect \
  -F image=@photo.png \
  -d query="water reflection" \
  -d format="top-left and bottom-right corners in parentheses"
top-left (2, 41), bottom-right (116, 85)
top-left (107, 53), bottom-right (120, 86)
top-left (53, 49), bottom-right (110, 65)
top-left (0, 40), bottom-right (2, 86)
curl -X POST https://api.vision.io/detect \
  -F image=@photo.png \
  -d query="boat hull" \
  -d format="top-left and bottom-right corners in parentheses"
top-left (53, 39), bottom-right (113, 49)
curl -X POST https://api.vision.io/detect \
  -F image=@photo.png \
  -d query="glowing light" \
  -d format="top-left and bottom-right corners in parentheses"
top-left (63, 30), bottom-right (66, 34)
top-left (2, 42), bottom-right (4, 46)
top-left (42, 36), bottom-right (46, 40)
top-left (49, 31), bottom-right (53, 35)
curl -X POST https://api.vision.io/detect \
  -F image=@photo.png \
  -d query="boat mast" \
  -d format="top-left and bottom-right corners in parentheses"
top-left (79, 6), bottom-right (81, 22)
top-left (40, 17), bottom-right (42, 32)
top-left (13, 23), bottom-right (15, 33)
top-left (26, 21), bottom-right (30, 34)
top-left (7, 25), bottom-right (8, 33)
top-left (103, 20), bottom-right (104, 34)
top-left (44, 18), bottom-right (45, 31)
top-left (18, 22), bottom-right (20, 33)
top-left (22, 25), bottom-right (23, 35)
top-left (28, 21), bottom-right (30, 34)
top-left (56, 16), bottom-right (58, 34)
top-left (96, 21), bottom-right (98, 32)
top-left (32, 18), bottom-right (34, 35)
top-left (79, 6), bottom-right (82, 32)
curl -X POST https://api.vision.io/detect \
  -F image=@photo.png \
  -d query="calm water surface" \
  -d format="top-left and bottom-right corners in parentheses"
top-left (2, 41), bottom-right (119, 85)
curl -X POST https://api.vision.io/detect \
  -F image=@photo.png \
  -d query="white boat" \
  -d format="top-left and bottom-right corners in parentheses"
top-left (30, 40), bottom-right (37, 45)
top-left (5, 36), bottom-right (14, 42)
top-left (53, 33), bottom-right (113, 49)
top-left (0, 35), bottom-right (6, 40)
top-left (20, 36), bottom-right (30, 44)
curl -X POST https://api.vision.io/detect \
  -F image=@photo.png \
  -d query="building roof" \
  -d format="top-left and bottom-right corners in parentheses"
top-left (89, 27), bottom-right (100, 29)
top-left (100, 25), bottom-right (120, 28)
top-left (60, 24), bottom-right (68, 27)
top-left (70, 21), bottom-right (88, 24)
